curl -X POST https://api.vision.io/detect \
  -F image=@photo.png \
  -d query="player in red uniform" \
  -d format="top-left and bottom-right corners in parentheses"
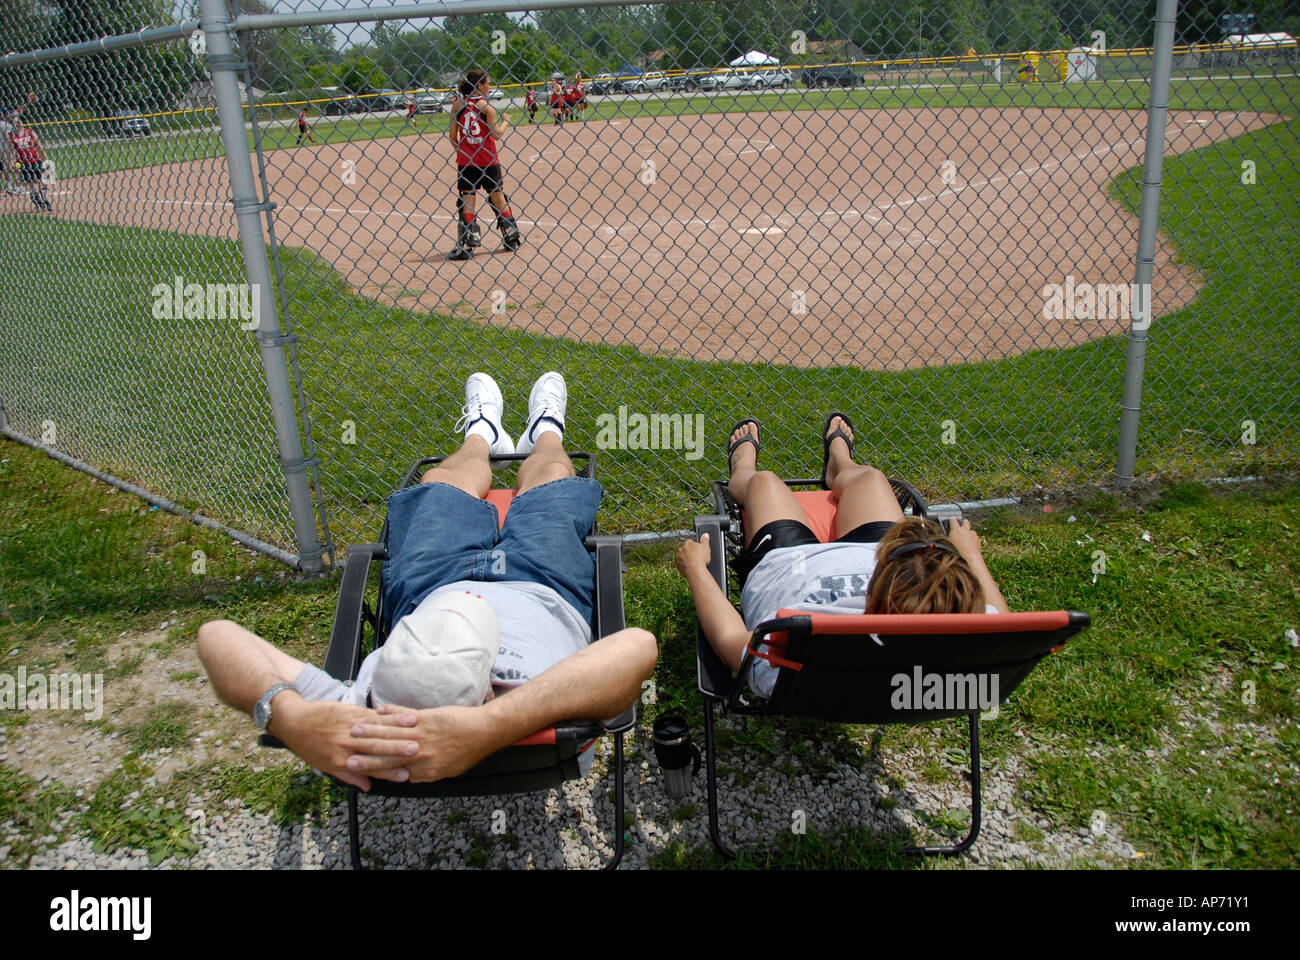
top-left (446, 68), bottom-right (521, 261)
top-left (525, 86), bottom-right (538, 124)
top-left (405, 97), bottom-right (417, 127)
top-left (573, 74), bottom-right (588, 119)
top-left (549, 78), bottom-right (564, 124)
top-left (562, 79), bottom-right (578, 122)
top-left (7, 115), bottom-right (50, 211)
top-left (296, 108), bottom-right (316, 145)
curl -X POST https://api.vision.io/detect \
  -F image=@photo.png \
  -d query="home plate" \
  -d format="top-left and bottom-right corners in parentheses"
top-left (743, 227), bottom-right (784, 236)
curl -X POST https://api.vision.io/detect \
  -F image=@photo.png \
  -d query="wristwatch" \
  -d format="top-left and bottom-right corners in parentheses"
top-left (253, 683), bottom-right (294, 731)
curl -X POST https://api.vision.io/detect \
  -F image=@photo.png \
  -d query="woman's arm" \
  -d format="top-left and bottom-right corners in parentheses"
top-left (676, 533), bottom-right (754, 672)
top-left (946, 519), bottom-right (1009, 613)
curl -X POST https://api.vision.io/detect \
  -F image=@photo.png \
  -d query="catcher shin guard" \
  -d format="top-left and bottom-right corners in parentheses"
top-left (497, 198), bottom-right (521, 251)
top-left (457, 193), bottom-right (482, 248)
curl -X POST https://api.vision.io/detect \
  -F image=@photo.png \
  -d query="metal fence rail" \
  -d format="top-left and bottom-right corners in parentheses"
top-left (2, 0), bottom-right (1297, 565)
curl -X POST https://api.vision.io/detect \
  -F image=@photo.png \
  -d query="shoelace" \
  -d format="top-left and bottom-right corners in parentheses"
top-left (454, 400), bottom-right (499, 442)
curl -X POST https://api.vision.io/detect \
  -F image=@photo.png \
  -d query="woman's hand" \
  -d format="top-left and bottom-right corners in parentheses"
top-left (676, 532), bottom-right (712, 577)
top-left (945, 518), bottom-right (984, 564)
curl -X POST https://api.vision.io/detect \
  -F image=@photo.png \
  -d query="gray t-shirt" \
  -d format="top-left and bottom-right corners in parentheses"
top-left (428, 579), bottom-right (591, 688)
top-left (292, 579), bottom-right (591, 706)
top-left (740, 543), bottom-right (997, 698)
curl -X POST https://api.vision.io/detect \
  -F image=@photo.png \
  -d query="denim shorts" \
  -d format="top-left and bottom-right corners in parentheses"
top-left (381, 476), bottom-right (602, 630)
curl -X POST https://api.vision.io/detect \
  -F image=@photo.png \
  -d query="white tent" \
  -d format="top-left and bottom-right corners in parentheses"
top-left (730, 50), bottom-right (780, 67)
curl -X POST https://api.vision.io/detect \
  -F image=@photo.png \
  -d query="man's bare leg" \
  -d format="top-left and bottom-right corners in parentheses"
top-left (418, 435), bottom-right (491, 497)
top-left (726, 420), bottom-right (811, 545)
top-left (823, 415), bottom-right (904, 536)
top-left (516, 430), bottom-right (573, 492)
top-left (347, 626), bottom-right (658, 783)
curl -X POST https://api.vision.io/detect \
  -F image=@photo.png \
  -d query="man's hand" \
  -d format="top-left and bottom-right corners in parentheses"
top-left (347, 703), bottom-right (499, 784)
top-left (676, 532), bottom-right (712, 577)
top-left (272, 695), bottom-right (418, 791)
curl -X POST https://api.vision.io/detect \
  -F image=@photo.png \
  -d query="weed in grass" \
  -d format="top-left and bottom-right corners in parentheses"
top-left (671, 803), bottom-right (699, 821)
top-left (921, 761), bottom-right (947, 784)
top-left (129, 702), bottom-right (197, 752)
top-left (168, 670), bottom-right (199, 683)
top-left (1014, 820), bottom-right (1045, 844)
top-left (83, 755), bottom-right (199, 866)
top-left (0, 763), bottom-right (79, 864)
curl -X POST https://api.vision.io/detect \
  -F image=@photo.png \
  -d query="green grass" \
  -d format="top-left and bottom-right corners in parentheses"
top-left (128, 701), bottom-right (197, 752)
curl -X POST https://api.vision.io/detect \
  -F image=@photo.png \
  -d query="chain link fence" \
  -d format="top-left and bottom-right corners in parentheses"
top-left (2, 0), bottom-right (1297, 566)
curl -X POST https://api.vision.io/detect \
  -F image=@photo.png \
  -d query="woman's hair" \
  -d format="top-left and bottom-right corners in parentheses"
top-left (463, 68), bottom-right (488, 94)
top-left (864, 517), bottom-right (984, 614)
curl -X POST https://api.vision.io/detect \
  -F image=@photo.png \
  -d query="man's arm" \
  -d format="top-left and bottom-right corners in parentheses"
top-left (676, 533), bottom-right (753, 672)
top-left (345, 626), bottom-right (657, 783)
top-left (196, 619), bottom-right (413, 790)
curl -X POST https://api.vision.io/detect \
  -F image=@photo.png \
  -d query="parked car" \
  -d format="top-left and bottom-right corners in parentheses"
top-left (699, 69), bottom-right (748, 91)
top-left (488, 87), bottom-right (506, 101)
top-left (413, 92), bottom-right (450, 113)
top-left (667, 72), bottom-right (702, 92)
top-left (372, 89), bottom-right (405, 110)
top-left (323, 96), bottom-right (367, 116)
top-left (590, 69), bottom-right (642, 94)
top-left (801, 64), bottom-right (861, 88)
top-left (101, 110), bottom-right (151, 137)
top-left (622, 71), bottom-right (672, 93)
top-left (744, 68), bottom-right (793, 89)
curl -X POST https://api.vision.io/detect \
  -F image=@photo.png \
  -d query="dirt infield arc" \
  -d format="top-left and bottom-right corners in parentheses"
top-left (50, 106), bottom-right (1278, 369)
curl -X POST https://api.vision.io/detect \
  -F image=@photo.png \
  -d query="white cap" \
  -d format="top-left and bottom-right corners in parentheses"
top-left (371, 590), bottom-right (500, 709)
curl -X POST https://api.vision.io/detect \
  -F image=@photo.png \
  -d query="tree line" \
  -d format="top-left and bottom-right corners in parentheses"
top-left (2, 0), bottom-right (1296, 117)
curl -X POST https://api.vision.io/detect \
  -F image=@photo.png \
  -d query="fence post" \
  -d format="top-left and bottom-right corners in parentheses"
top-left (199, 0), bottom-right (325, 571)
top-left (1116, 0), bottom-right (1179, 488)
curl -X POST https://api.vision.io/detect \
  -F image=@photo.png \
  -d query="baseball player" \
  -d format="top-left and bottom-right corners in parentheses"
top-left (6, 114), bottom-right (51, 210)
top-left (574, 74), bottom-right (588, 119)
top-left (525, 85), bottom-right (538, 124)
top-left (405, 96), bottom-right (417, 127)
top-left (549, 78), bottom-right (564, 124)
top-left (296, 108), bottom-right (316, 145)
top-left (446, 68), bottom-right (522, 261)
top-left (0, 93), bottom-right (36, 196)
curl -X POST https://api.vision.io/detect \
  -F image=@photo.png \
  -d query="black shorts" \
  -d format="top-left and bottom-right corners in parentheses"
top-left (734, 518), bottom-right (898, 586)
top-left (19, 162), bottom-right (41, 183)
top-left (458, 164), bottom-right (503, 194)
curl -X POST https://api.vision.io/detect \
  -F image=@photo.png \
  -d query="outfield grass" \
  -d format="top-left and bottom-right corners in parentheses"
top-left (1, 440), bottom-right (1295, 867)
top-left (36, 72), bottom-right (1300, 180)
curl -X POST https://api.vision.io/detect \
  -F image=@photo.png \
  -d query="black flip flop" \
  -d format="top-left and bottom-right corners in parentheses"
top-left (820, 411), bottom-right (856, 488)
top-left (727, 418), bottom-right (761, 472)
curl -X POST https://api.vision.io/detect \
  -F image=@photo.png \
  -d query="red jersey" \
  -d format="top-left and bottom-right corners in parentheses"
top-left (563, 84), bottom-right (578, 104)
top-left (8, 125), bottom-right (41, 163)
top-left (549, 83), bottom-right (562, 106)
top-left (525, 88), bottom-right (536, 106)
top-left (454, 96), bottom-right (499, 168)
top-left (576, 82), bottom-right (586, 99)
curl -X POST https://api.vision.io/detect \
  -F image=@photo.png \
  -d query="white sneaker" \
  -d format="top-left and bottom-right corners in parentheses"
top-left (454, 372), bottom-right (515, 458)
top-left (515, 371), bottom-right (567, 455)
